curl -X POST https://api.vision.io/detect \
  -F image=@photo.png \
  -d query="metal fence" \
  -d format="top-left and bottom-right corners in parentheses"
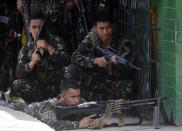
top-left (113, 0), bottom-right (151, 99)
top-left (113, 0), bottom-right (152, 119)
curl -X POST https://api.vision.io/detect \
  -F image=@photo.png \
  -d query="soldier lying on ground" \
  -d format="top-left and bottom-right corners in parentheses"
top-left (62, 9), bottom-right (133, 101)
top-left (0, 79), bottom-right (100, 130)
top-left (7, 14), bottom-right (70, 103)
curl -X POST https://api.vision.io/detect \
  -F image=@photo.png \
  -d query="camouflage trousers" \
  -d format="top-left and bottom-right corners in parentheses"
top-left (61, 64), bottom-right (133, 101)
top-left (0, 49), bottom-right (17, 91)
top-left (11, 79), bottom-right (59, 103)
top-left (81, 74), bottom-right (133, 101)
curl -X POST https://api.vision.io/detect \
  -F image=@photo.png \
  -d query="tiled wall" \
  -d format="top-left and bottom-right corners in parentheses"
top-left (175, 0), bottom-right (182, 125)
top-left (151, 0), bottom-right (182, 125)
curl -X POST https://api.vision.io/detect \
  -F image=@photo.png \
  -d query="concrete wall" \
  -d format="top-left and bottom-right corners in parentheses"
top-left (151, 0), bottom-right (182, 125)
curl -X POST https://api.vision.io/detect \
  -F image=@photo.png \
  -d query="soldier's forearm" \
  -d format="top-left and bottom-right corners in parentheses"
top-left (28, 61), bottom-right (35, 71)
top-left (72, 52), bottom-right (95, 68)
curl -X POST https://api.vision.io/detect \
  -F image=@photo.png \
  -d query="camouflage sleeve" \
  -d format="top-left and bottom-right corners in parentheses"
top-left (16, 47), bottom-right (32, 78)
top-left (24, 100), bottom-right (79, 130)
top-left (72, 32), bottom-right (100, 68)
top-left (50, 43), bottom-right (70, 68)
top-left (40, 115), bottom-right (79, 130)
top-left (72, 43), bottom-right (95, 68)
top-left (117, 39), bottom-right (131, 60)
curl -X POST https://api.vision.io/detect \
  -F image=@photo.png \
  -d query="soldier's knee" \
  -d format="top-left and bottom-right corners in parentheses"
top-left (61, 64), bottom-right (82, 81)
top-left (12, 79), bottom-right (31, 95)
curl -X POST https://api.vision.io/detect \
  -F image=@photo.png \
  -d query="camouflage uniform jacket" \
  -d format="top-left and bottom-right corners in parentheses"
top-left (25, 98), bottom-right (86, 130)
top-left (72, 32), bottom-right (131, 79)
top-left (16, 38), bottom-right (70, 85)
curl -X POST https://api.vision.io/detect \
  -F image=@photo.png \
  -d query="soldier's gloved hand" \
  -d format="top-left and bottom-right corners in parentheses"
top-left (94, 57), bottom-right (108, 69)
top-left (79, 115), bottom-right (96, 128)
top-left (28, 50), bottom-right (41, 70)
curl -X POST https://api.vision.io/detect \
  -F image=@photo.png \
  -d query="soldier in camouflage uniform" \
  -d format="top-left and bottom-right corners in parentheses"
top-left (84, 0), bottom-right (115, 30)
top-left (0, 0), bottom-right (23, 92)
top-left (17, 0), bottom-right (85, 54)
top-left (24, 79), bottom-right (97, 130)
top-left (68, 10), bottom-right (133, 101)
top-left (10, 16), bottom-right (70, 103)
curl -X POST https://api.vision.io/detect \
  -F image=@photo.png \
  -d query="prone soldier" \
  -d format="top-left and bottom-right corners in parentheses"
top-left (24, 79), bottom-right (99, 130)
top-left (0, 80), bottom-right (100, 130)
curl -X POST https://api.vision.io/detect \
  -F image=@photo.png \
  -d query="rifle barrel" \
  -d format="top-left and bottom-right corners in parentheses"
top-left (121, 97), bottom-right (168, 106)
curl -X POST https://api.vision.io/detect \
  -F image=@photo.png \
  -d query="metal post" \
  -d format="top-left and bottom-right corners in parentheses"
top-left (153, 98), bottom-right (161, 129)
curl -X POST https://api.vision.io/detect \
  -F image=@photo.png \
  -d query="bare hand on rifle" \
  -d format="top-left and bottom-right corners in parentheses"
top-left (94, 57), bottom-right (108, 69)
top-left (79, 115), bottom-right (97, 128)
top-left (36, 40), bottom-right (55, 55)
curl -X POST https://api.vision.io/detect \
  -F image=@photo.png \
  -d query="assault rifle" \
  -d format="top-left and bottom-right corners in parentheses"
top-left (75, 0), bottom-right (88, 35)
top-left (22, 0), bottom-right (32, 41)
top-left (54, 97), bottom-right (167, 129)
top-left (92, 44), bottom-right (140, 75)
top-left (33, 0), bottom-right (54, 57)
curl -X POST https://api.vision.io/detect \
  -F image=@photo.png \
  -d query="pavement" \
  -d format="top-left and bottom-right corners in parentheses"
top-left (71, 118), bottom-right (182, 131)
top-left (0, 106), bottom-right (182, 131)
top-left (0, 106), bottom-right (54, 131)
top-left (71, 125), bottom-right (182, 131)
